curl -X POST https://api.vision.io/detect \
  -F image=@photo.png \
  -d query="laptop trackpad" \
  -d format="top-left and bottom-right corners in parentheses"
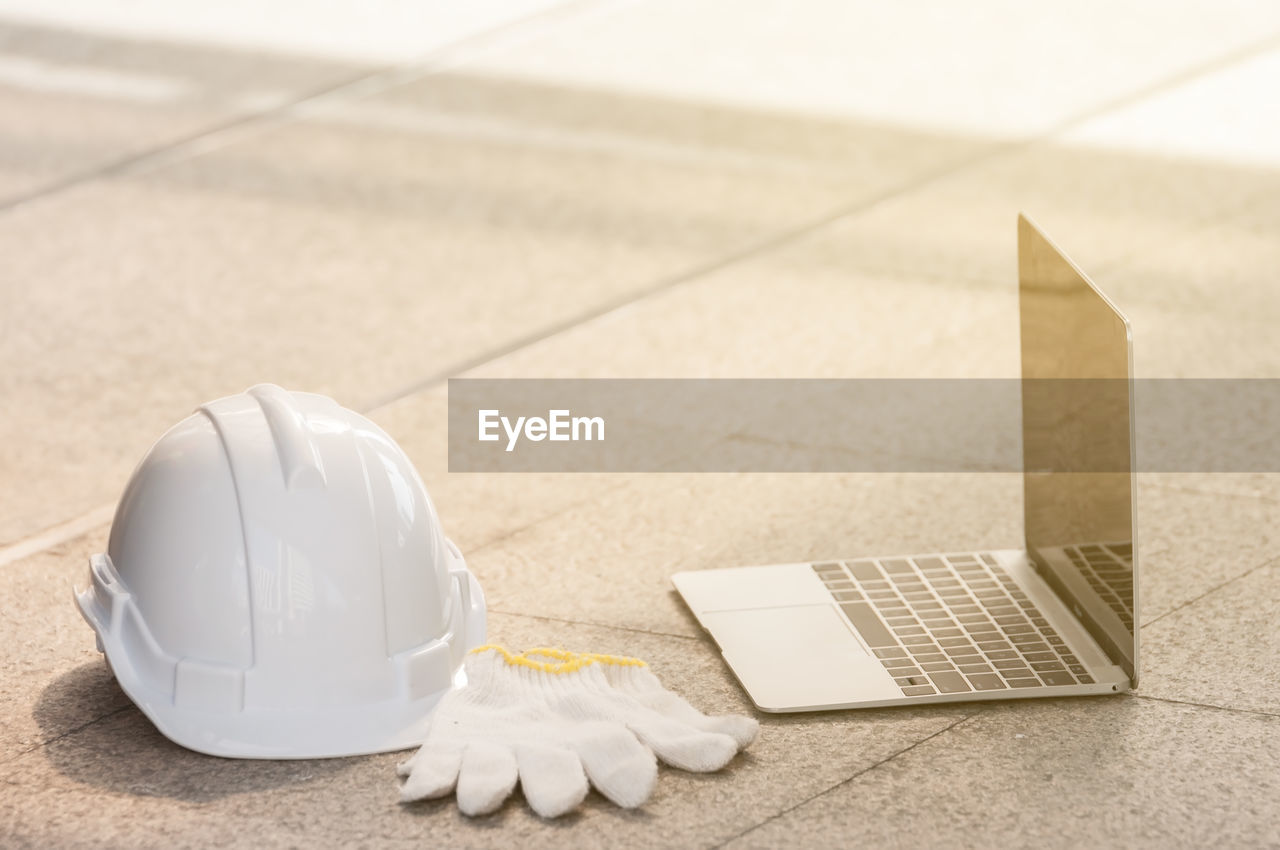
top-left (700, 605), bottom-right (901, 711)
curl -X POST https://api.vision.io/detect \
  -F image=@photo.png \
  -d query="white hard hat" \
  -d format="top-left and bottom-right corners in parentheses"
top-left (75, 384), bottom-right (485, 759)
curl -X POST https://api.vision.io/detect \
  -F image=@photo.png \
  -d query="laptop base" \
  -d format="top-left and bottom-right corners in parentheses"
top-left (673, 550), bottom-right (1129, 713)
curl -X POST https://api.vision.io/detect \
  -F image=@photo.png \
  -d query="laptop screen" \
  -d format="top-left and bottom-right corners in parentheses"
top-left (1018, 215), bottom-right (1138, 687)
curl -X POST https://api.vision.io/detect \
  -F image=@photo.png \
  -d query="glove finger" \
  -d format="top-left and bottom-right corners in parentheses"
top-left (396, 749), bottom-right (419, 778)
top-left (572, 722), bottom-right (657, 809)
top-left (399, 743), bottom-right (463, 803)
top-left (514, 743), bottom-right (589, 819)
top-left (694, 714), bottom-right (760, 750)
top-left (599, 664), bottom-right (758, 749)
top-left (456, 742), bottom-right (519, 817)
top-left (626, 716), bottom-right (738, 772)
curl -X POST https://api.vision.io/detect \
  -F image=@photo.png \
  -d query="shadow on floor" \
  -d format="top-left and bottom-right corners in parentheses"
top-left (32, 662), bottom-right (358, 802)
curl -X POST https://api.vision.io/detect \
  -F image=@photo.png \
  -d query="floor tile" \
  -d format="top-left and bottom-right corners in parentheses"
top-left (723, 696), bottom-right (1280, 849)
top-left (0, 20), bottom-right (370, 203)
top-left (1139, 560), bottom-right (1280, 714)
top-left (1136, 483), bottom-right (1280, 626)
top-left (470, 472), bottom-right (1024, 638)
top-left (1, 603), bottom-right (970, 849)
top-left (772, 141), bottom-right (1280, 298)
top-left (0, 526), bottom-right (117, 761)
top-left (463, 0), bottom-right (1280, 138)
top-left (1061, 46), bottom-right (1280, 170)
top-left (1, 73), bottom-right (912, 546)
top-left (0, 0), bottom-right (569, 65)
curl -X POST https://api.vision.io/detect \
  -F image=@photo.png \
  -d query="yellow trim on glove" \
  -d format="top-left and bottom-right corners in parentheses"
top-left (470, 644), bottom-right (647, 674)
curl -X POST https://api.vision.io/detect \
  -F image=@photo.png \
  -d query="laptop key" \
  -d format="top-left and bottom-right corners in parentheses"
top-left (958, 663), bottom-right (993, 674)
top-left (873, 648), bottom-right (907, 659)
top-left (914, 652), bottom-right (947, 664)
top-left (895, 675), bottom-right (930, 687)
top-left (839, 603), bottom-right (897, 647)
top-left (921, 662), bottom-right (954, 672)
top-left (893, 626), bottom-right (927, 636)
top-left (901, 635), bottom-right (933, 646)
top-left (883, 657), bottom-right (916, 669)
top-left (1068, 665), bottom-right (1087, 675)
top-left (950, 654), bottom-right (983, 666)
top-left (902, 685), bottom-right (936, 696)
top-left (993, 658), bottom-right (1027, 670)
top-left (928, 672), bottom-right (971, 694)
top-left (847, 562), bottom-right (881, 582)
top-left (1023, 652), bottom-right (1057, 663)
top-left (986, 649), bottom-right (1019, 660)
top-left (1078, 675), bottom-right (1095, 684)
top-left (1006, 678), bottom-right (1040, 688)
top-left (967, 673), bottom-right (1007, 690)
top-left (881, 559), bottom-right (913, 574)
top-left (1031, 661), bottom-right (1066, 672)
top-left (1039, 671), bottom-right (1076, 686)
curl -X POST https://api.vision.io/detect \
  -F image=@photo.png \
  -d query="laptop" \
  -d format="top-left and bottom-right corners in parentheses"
top-left (672, 215), bottom-right (1137, 710)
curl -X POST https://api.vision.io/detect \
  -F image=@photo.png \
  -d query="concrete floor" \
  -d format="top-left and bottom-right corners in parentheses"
top-left (3, 2), bottom-right (1280, 847)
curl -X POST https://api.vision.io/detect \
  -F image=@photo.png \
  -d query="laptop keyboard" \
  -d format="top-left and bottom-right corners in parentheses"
top-left (1066, 543), bottom-right (1134, 630)
top-left (812, 553), bottom-right (1094, 697)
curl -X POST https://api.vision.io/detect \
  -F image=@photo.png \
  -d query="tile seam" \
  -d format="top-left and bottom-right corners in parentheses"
top-left (712, 710), bottom-right (985, 849)
top-left (1128, 692), bottom-right (1280, 720)
top-left (1140, 554), bottom-right (1280, 630)
top-left (486, 608), bottom-right (701, 642)
top-left (0, 0), bottom-right (607, 217)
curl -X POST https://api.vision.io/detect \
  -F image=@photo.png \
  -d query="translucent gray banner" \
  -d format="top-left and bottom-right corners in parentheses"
top-left (447, 379), bottom-right (1280, 473)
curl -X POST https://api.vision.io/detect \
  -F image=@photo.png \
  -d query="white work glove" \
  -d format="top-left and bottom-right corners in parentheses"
top-left (397, 646), bottom-right (758, 818)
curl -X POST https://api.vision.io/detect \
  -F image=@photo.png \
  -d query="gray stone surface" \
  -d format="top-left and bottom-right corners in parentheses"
top-left (1140, 560), bottom-right (1280, 714)
top-left (0, 20), bottom-right (370, 204)
top-left (723, 697), bottom-right (1280, 850)
top-left (2, 72), bottom-right (929, 547)
top-left (0, 609), bottom-right (971, 849)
